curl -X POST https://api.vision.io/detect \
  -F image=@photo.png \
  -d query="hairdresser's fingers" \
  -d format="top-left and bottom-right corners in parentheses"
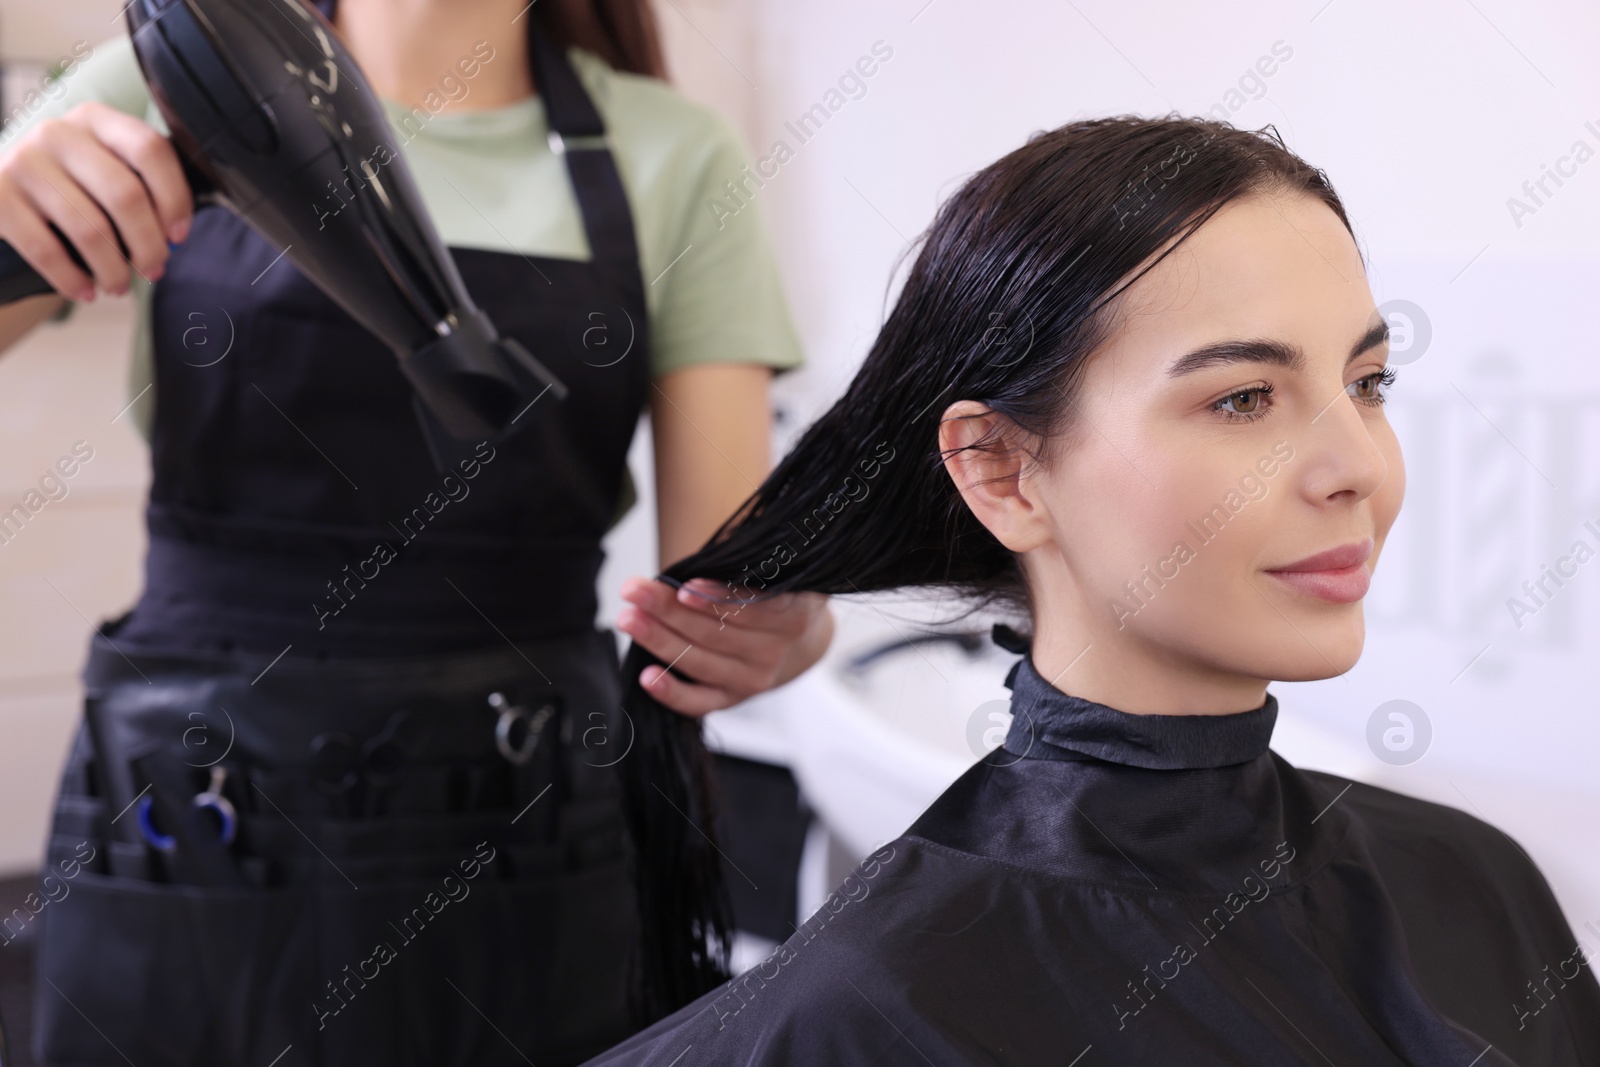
top-left (632, 580), bottom-right (834, 683)
top-left (672, 577), bottom-right (818, 636)
top-left (618, 607), bottom-right (766, 697)
top-left (71, 102), bottom-right (193, 245)
top-left (670, 582), bottom-right (835, 690)
top-left (637, 664), bottom-right (732, 719)
top-left (0, 171), bottom-right (94, 300)
top-left (620, 575), bottom-right (810, 641)
top-left (625, 608), bottom-right (792, 710)
top-left (618, 583), bottom-right (768, 657)
top-left (628, 603), bottom-right (835, 719)
top-left (0, 142), bottom-right (125, 296)
top-left (615, 578), bottom-right (834, 713)
top-left (7, 104), bottom-right (175, 292)
top-left (54, 104), bottom-right (183, 283)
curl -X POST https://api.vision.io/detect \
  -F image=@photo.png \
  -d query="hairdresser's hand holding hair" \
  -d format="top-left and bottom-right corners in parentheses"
top-left (615, 573), bottom-right (833, 715)
top-left (613, 367), bottom-right (834, 717)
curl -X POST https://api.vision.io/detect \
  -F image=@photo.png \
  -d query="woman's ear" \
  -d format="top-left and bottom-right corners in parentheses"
top-left (938, 400), bottom-right (1054, 553)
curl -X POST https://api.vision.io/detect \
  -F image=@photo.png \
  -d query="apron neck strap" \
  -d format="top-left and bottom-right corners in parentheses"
top-left (306, 0), bottom-right (642, 284)
top-left (525, 19), bottom-right (607, 138)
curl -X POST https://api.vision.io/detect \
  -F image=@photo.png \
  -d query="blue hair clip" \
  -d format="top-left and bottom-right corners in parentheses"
top-left (136, 795), bottom-right (178, 852)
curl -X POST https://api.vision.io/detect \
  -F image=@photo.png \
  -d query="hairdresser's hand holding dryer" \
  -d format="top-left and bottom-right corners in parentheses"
top-left (0, 1), bottom-right (829, 1063)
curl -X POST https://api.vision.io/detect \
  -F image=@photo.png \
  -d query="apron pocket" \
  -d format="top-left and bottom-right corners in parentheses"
top-left (48, 793), bottom-right (104, 842)
top-left (315, 811), bottom-right (528, 857)
top-left (104, 840), bottom-right (154, 880)
top-left (32, 869), bottom-right (317, 1067)
top-left (557, 795), bottom-right (625, 837)
top-left (312, 855), bottom-right (638, 1067)
top-left (233, 811), bottom-right (568, 884)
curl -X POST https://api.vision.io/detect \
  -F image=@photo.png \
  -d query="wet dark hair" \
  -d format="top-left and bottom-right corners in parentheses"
top-left (624, 114), bottom-right (1358, 1022)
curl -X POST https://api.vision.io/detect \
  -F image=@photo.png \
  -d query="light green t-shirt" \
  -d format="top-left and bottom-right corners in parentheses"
top-left (5, 33), bottom-right (803, 518)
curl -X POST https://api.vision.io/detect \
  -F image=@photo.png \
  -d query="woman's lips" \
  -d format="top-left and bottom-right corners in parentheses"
top-left (1265, 538), bottom-right (1373, 604)
top-left (1265, 562), bottom-right (1371, 603)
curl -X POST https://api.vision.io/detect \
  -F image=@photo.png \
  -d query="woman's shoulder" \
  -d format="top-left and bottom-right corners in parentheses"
top-left (1304, 770), bottom-right (1534, 860)
top-left (1301, 769), bottom-right (1575, 927)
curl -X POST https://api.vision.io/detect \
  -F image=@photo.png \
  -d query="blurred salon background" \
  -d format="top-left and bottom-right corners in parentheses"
top-left (2, 0), bottom-right (1597, 992)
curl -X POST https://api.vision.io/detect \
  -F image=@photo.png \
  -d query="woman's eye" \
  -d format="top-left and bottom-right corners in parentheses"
top-left (1213, 385), bottom-right (1273, 421)
top-left (1349, 366), bottom-right (1398, 405)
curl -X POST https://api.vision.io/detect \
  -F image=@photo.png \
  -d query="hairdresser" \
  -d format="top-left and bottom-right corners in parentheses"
top-left (0, 0), bottom-right (830, 1063)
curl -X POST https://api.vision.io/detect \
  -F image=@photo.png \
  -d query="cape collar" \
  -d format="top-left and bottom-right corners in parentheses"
top-left (1001, 655), bottom-right (1278, 770)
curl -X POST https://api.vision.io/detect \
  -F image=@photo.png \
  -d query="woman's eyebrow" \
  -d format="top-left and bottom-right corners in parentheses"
top-left (1165, 319), bottom-right (1391, 377)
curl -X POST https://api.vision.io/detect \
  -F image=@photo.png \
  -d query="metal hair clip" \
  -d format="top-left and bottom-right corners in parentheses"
top-left (547, 130), bottom-right (611, 156)
top-left (192, 765), bottom-right (238, 845)
top-left (489, 691), bottom-right (555, 765)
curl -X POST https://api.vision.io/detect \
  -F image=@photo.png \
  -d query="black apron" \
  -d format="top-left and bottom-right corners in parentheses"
top-left (32, 15), bottom-right (654, 1067)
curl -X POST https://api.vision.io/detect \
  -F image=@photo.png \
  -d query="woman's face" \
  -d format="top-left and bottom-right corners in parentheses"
top-left (999, 188), bottom-right (1403, 713)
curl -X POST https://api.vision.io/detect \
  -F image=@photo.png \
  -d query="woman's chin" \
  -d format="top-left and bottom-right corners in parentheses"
top-left (1259, 607), bottom-right (1366, 681)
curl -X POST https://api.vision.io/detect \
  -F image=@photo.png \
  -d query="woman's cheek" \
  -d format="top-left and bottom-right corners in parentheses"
top-left (1374, 428), bottom-right (1407, 545)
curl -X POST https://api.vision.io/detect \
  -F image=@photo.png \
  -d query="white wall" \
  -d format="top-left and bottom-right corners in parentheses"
top-left (0, 295), bottom-right (147, 877)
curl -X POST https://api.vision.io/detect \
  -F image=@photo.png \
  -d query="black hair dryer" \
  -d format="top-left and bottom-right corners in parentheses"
top-left (0, 0), bottom-right (566, 467)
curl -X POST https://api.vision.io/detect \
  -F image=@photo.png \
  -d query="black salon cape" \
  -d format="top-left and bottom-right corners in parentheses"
top-left (586, 656), bottom-right (1600, 1066)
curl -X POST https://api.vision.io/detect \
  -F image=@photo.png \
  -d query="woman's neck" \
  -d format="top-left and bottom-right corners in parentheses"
top-left (333, 0), bottom-right (536, 111)
top-left (1029, 628), bottom-right (1273, 716)
top-left (1030, 585), bottom-right (1274, 717)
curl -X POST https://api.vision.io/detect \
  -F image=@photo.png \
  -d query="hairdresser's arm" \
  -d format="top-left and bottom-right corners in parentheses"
top-left (617, 363), bottom-right (834, 717)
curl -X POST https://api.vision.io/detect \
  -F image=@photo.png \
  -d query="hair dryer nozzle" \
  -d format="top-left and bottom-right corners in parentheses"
top-left (403, 311), bottom-right (569, 469)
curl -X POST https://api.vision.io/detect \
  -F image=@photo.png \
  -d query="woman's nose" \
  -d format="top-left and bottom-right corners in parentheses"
top-left (1295, 385), bottom-right (1394, 506)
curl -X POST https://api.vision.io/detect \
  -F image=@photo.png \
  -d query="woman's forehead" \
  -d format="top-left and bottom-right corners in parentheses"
top-left (1090, 193), bottom-right (1372, 379)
